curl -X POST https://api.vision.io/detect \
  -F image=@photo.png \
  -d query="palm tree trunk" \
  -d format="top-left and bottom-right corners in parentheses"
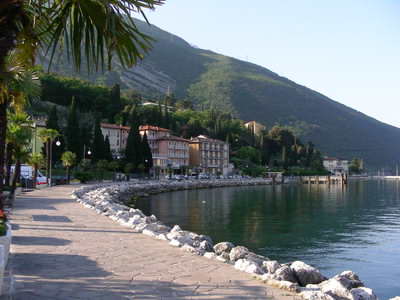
top-left (0, 102), bottom-right (7, 209)
top-left (33, 166), bottom-right (38, 189)
top-left (11, 159), bottom-right (21, 196)
top-left (0, 0), bottom-right (24, 209)
top-left (46, 141), bottom-right (50, 184)
top-left (5, 143), bottom-right (13, 187)
top-left (67, 167), bottom-right (70, 185)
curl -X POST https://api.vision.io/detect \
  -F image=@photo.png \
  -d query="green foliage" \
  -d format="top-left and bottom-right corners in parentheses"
top-left (236, 146), bottom-right (261, 165)
top-left (65, 97), bottom-right (81, 157)
top-left (74, 171), bottom-right (93, 183)
top-left (104, 136), bottom-right (113, 161)
top-left (349, 158), bottom-right (363, 174)
top-left (125, 110), bottom-right (143, 170)
top-left (142, 132), bottom-right (153, 173)
top-left (61, 151), bottom-right (77, 168)
top-left (0, 223), bottom-right (7, 237)
top-left (92, 118), bottom-right (106, 162)
top-left (124, 163), bottom-right (135, 174)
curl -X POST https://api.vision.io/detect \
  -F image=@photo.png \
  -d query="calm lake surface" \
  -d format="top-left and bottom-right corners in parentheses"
top-left (135, 180), bottom-right (400, 298)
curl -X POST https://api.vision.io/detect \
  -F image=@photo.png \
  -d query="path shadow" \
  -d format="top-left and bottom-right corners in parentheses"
top-left (12, 253), bottom-right (112, 279)
top-left (12, 236), bottom-right (71, 246)
top-left (13, 278), bottom-right (280, 300)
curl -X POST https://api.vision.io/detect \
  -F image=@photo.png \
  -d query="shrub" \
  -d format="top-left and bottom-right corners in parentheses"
top-left (74, 171), bottom-right (94, 183)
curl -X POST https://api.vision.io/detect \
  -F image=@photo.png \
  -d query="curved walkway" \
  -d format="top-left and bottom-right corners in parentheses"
top-left (9, 185), bottom-right (296, 300)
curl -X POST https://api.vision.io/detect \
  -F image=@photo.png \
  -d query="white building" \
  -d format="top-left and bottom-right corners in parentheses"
top-left (323, 157), bottom-right (349, 175)
top-left (100, 123), bottom-right (130, 158)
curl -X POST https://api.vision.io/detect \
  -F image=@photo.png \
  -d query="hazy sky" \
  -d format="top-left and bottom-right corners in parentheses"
top-left (141, 0), bottom-right (400, 127)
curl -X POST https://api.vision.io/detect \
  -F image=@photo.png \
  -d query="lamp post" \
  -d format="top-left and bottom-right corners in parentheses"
top-left (49, 137), bottom-right (61, 187)
top-left (83, 144), bottom-right (92, 160)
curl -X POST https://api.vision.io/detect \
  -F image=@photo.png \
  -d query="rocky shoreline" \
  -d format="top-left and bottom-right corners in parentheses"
top-left (72, 179), bottom-right (397, 300)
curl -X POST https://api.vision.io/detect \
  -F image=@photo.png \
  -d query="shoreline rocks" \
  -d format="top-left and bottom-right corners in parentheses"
top-left (71, 180), bottom-right (391, 300)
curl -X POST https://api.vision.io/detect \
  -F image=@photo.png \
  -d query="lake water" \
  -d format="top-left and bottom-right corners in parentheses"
top-left (135, 180), bottom-right (400, 298)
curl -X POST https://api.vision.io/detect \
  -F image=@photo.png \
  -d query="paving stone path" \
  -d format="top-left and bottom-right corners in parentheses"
top-left (9, 185), bottom-right (297, 300)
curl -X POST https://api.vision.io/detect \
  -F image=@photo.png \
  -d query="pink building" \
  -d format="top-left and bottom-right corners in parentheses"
top-left (139, 125), bottom-right (190, 173)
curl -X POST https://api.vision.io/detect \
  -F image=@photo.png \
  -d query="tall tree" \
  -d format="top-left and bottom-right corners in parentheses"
top-left (142, 132), bottom-right (153, 174)
top-left (92, 119), bottom-right (106, 162)
top-left (125, 110), bottom-right (143, 170)
top-left (109, 84), bottom-right (122, 123)
top-left (61, 151), bottom-right (77, 184)
top-left (104, 135), bottom-right (113, 161)
top-left (28, 153), bottom-right (44, 189)
top-left (65, 97), bottom-right (81, 156)
top-left (38, 129), bottom-right (60, 185)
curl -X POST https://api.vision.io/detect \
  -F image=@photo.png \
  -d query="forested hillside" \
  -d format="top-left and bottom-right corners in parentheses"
top-left (37, 19), bottom-right (400, 168)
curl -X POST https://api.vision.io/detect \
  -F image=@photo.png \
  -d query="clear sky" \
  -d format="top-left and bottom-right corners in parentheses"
top-left (140, 0), bottom-right (400, 128)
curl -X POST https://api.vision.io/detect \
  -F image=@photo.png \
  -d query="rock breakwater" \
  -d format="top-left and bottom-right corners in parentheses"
top-left (72, 179), bottom-right (391, 300)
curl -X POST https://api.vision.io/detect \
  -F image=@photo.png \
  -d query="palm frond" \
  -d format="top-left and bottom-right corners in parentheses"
top-left (38, 0), bottom-right (164, 72)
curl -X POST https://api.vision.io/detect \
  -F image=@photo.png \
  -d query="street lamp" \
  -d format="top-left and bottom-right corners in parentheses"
top-left (49, 138), bottom-right (61, 186)
top-left (83, 144), bottom-right (92, 159)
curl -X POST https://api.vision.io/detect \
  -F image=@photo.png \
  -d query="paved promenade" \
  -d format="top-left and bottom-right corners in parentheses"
top-left (9, 185), bottom-right (296, 299)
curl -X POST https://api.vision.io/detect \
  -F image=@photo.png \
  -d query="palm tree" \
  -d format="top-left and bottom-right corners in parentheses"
top-left (0, 0), bottom-right (164, 207)
top-left (61, 151), bottom-right (76, 184)
top-left (38, 129), bottom-right (60, 185)
top-left (6, 112), bottom-right (33, 195)
top-left (28, 153), bottom-right (45, 189)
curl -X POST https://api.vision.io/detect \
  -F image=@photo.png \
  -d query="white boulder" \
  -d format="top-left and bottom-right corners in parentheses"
top-left (300, 291), bottom-right (336, 300)
top-left (262, 260), bottom-right (281, 274)
top-left (350, 287), bottom-right (377, 300)
top-left (234, 259), bottom-right (263, 274)
top-left (274, 265), bottom-right (298, 283)
top-left (229, 246), bottom-right (249, 262)
top-left (290, 261), bottom-right (326, 286)
top-left (213, 242), bottom-right (234, 255)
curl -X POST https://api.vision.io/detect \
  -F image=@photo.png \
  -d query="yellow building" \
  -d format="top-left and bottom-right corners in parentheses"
top-left (189, 135), bottom-right (230, 175)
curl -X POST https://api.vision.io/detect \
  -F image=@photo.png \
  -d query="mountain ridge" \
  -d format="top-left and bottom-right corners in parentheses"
top-left (38, 19), bottom-right (400, 168)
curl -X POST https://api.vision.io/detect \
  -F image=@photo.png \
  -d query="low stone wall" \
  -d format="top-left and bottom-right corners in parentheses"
top-left (72, 180), bottom-right (393, 300)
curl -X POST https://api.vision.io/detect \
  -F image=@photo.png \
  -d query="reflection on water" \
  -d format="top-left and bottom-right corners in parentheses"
top-left (135, 180), bottom-right (400, 298)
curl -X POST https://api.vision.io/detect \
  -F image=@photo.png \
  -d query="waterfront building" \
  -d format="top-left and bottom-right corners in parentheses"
top-left (189, 135), bottom-right (230, 175)
top-left (323, 157), bottom-right (349, 175)
top-left (244, 121), bottom-right (266, 136)
top-left (139, 125), bottom-right (190, 174)
top-left (100, 123), bottom-right (130, 158)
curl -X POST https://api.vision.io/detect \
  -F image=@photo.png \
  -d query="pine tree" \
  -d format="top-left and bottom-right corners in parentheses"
top-left (109, 84), bottom-right (122, 123)
top-left (142, 132), bottom-right (153, 174)
top-left (104, 135), bottom-right (113, 161)
top-left (157, 100), bottom-right (163, 126)
top-left (92, 118), bottom-right (106, 162)
top-left (125, 109), bottom-right (143, 171)
top-left (65, 97), bottom-right (81, 158)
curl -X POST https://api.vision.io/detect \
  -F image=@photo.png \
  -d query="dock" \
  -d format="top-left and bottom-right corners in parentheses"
top-left (301, 175), bottom-right (347, 185)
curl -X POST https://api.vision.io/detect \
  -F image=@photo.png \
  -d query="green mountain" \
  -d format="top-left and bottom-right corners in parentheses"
top-left (39, 19), bottom-right (400, 168)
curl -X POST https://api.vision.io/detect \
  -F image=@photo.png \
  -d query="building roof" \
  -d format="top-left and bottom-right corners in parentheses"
top-left (157, 135), bottom-right (190, 143)
top-left (323, 157), bottom-right (347, 161)
top-left (190, 135), bottom-right (227, 144)
top-left (101, 123), bottom-right (130, 131)
top-left (139, 125), bottom-right (171, 132)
